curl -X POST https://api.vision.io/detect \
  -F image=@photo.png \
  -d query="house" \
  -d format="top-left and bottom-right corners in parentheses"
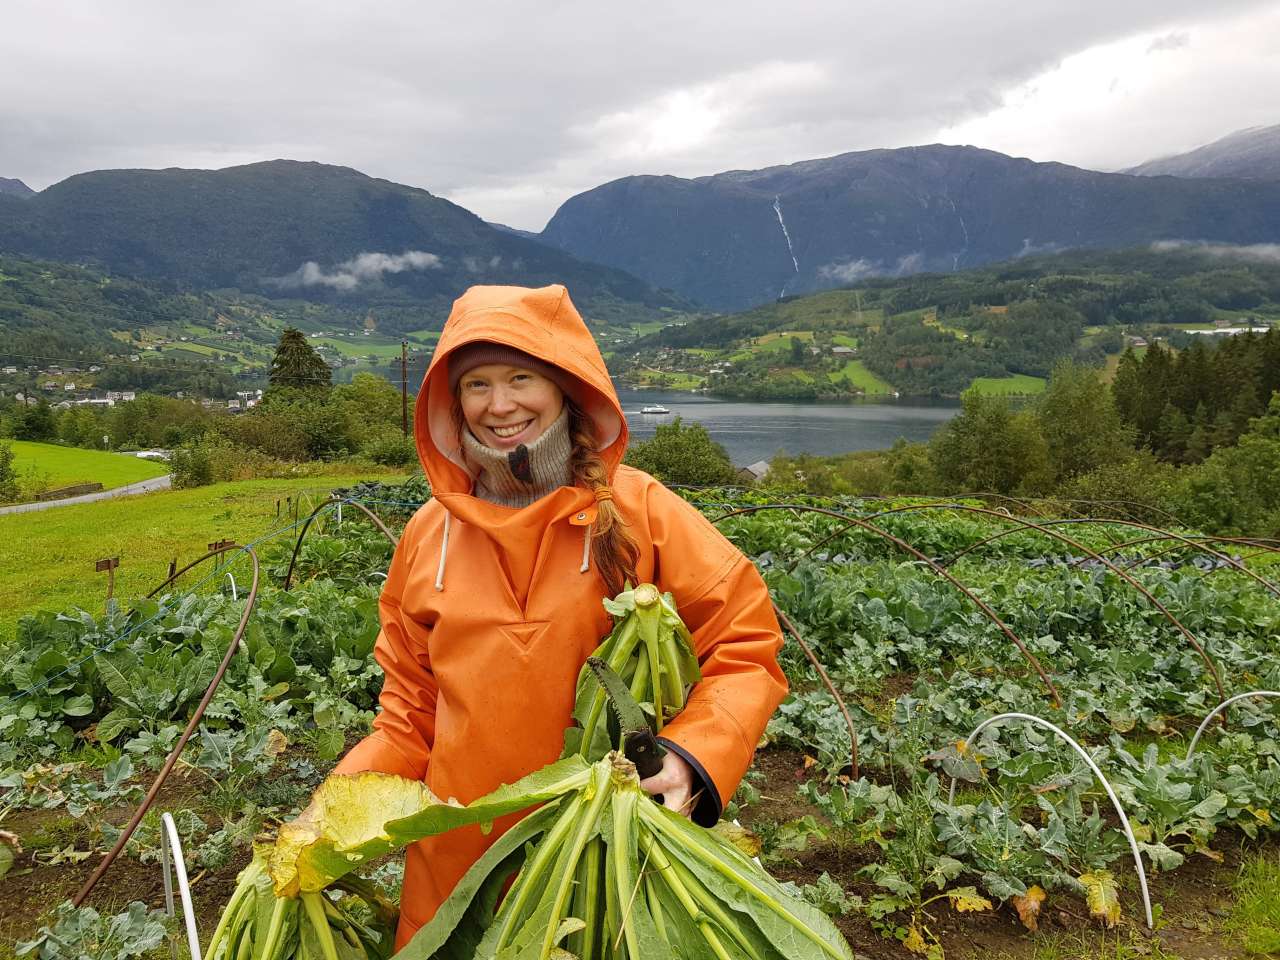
top-left (64, 382), bottom-right (77, 391)
top-left (106, 391), bottom-right (136, 402)
top-left (227, 399), bottom-right (241, 411)
top-left (736, 460), bottom-right (771, 484)
top-left (1, 366), bottom-right (16, 374)
top-left (831, 346), bottom-right (856, 355)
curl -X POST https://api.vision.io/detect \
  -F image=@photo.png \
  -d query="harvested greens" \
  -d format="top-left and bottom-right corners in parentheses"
top-left (207, 585), bottom-right (852, 959)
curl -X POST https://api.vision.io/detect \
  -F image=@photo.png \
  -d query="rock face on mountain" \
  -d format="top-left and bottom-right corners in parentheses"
top-left (0, 177), bottom-right (34, 198)
top-left (1127, 124), bottom-right (1280, 181)
top-left (0, 160), bottom-right (683, 315)
top-left (541, 144), bottom-right (1280, 311)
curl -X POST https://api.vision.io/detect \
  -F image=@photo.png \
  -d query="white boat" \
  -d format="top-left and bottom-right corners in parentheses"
top-left (640, 404), bottom-right (671, 415)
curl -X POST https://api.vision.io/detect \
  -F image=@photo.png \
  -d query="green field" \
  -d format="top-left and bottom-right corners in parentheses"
top-left (0, 471), bottom-right (406, 638)
top-left (316, 336), bottom-right (407, 359)
top-left (828, 359), bottom-right (894, 395)
top-left (9, 441), bottom-right (170, 491)
top-left (967, 374), bottom-right (1047, 396)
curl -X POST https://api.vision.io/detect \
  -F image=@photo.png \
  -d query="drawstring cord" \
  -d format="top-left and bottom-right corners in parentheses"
top-left (435, 512), bottom-right (452, 590)
top-left (580, 523), bottom-right (592, 573)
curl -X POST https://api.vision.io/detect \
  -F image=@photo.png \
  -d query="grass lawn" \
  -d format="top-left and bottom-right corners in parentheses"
top-left (9, 441), bottom-right (170, 491)
top-left (831, 334), bottom-right (859, 348)
top-left (968, 374), bottom-right (1047, 396)
top-left (1227, 851), bottom-right (1280, 954)
top-left (0, 471), bottom-right (408, 639)
top-left (827, 359), bottom-right (894, 395)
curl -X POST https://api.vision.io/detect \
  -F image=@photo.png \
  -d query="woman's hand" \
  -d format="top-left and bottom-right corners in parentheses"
top-left (639, 750), bottom-right (699, 818)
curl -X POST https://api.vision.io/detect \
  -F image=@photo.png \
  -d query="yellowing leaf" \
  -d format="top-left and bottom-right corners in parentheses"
top-left (1012, 885), bottom-right (1045, 931)
top-left (902, 926), bottom-right (929, 955)
top-left (711, 821), bottom-right (763, 858)
top-left (1251, 808), bottom-right (1273, 825)
top-left (1080, 870), bottom-right (1121, 927)
top-left (954, 740), bottom-right (968, 755)
top-left (947, 886), bottom-right (992, 913)
top-left (264, 729), bottom-right (288, 757)
top-left (803, 754), bottom-right (817, 769)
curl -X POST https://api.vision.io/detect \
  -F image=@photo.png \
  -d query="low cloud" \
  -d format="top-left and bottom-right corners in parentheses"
top-left (1151, 240), bottom-right (1280, 263)
top-left (1147, 31), bottom-right (1190, 53)
top-left (1016, 238), bottom-right (1068, 258)
top-left (817, 251), bottom-right (926, 284)
top-left (462, 255), bottom-right (504, 273)
top-left (817, 257), bottom-right (878, 283)
top-left (272, 250), bottom-right (442, 290)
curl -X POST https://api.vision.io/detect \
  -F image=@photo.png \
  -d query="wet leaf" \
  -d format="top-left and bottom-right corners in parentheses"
top-left (1012, 885), bottom-right (1045, 931)
top-left (947, 887), bottom-right (991, 913)
top-left (1080, 870), bottom-right (1121, 927)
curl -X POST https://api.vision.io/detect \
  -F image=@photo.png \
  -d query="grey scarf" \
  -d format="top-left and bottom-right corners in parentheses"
top-left (460, 407), bottom-right (574, 507)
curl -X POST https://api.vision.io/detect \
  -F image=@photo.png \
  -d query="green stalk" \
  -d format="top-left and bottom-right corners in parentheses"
top-left (490, 792), bottom-right (586, 949)
top-left (663, 841), bottom-right (765, 960)
top-left (234, 924), bottom-right (254, 960)
top-left (639, 832), bottom-right (733, 960)
top-left (641, 803), bottom-right (846, 960)
top-left (658, 623), bottom-right (688, 715)
top-left (540, 769), bottom-right (615, 957)
top-left (301, 893), bottom-right (341, 960)
top-left (571, 836), bottom-right (604, 960)
top-left (644, 875), bottom-right (667, 945)
top-left (611, 791), bottom-right (641, 959)
top-left (254, 897), bottom-right (291, 960)
top-left (206, 864), bottom-right (261, 960)
top-left (578, 619), bottom-right (640, 757)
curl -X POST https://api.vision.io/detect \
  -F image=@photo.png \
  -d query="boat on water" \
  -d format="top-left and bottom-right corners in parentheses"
top-left (640, 404), bottom-right (671, 415)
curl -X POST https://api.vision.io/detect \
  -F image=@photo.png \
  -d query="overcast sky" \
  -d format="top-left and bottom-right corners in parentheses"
top-left (3, 1), bottom-right (1278, 230)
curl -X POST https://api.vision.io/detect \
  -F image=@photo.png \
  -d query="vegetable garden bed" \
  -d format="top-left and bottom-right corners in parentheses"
top-left (3, 477), bottom-right (1279, 959)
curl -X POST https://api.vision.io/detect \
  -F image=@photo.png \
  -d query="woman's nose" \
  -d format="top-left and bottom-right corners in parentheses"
top-left (488, 385), bottom-right (518, 414)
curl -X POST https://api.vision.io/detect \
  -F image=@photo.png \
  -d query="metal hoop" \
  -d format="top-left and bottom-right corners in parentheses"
top-left (946, 711), bottom-right (1152, 930)
top-left (159, 812), bottom-right (203, 960)
top-left (1184, 691), bottom-right (1280, 762)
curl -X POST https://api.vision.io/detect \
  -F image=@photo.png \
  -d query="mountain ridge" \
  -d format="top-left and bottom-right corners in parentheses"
top-left (0, 159), bottom-right (687, 322)
top-left (1126, 123), bottom-right (1280, 180)
top-left (540, 143), bottom-right (1280, 311)
top-left (0, 177), bottom-right (35, 198)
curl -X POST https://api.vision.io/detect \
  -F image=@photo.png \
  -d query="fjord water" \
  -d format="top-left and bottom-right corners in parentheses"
top-left (616, 388), bottom-right (957, 464)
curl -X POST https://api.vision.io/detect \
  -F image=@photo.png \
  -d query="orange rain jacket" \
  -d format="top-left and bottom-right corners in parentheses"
top-left (333, 284), bottom-right (787, 948)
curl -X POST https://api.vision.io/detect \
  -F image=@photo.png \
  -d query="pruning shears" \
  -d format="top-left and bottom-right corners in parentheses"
top-left (586, 656), bottom-right (666, 781)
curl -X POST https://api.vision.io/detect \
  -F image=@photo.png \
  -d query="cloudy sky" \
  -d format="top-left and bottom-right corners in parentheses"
top-left (3, 1), bottom-right (1278, 229)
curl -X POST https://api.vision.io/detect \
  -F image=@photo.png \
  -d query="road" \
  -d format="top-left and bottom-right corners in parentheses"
top-left (0, 475), bottom-right (172, 516)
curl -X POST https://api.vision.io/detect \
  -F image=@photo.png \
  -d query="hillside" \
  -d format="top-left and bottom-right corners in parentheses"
top-left (540, 144), bottom-right (1280, 311)
top-left (617, 247), bottom-right (1280, 399)
top-left (1127, 123), bottom-right (1280, 180)
top-left (0, 160), bottom-right (688, 326)
top-left (0, 177), bottom-right (34, 198)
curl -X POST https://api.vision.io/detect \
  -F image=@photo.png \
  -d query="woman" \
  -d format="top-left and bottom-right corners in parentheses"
top-left (329, 283), bottom-right (786, 948)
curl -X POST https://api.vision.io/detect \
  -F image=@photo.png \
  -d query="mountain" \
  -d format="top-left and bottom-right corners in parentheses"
top-left (540, 144), bottom-right (1280, 311)
top-left (0, 160), bottom-right (686, 322)
top-left (0, 177), bottom-right (34, 198)
top-left (1127, 124), bottom-right (1280, 180)
top-left (487, 221), bottom-right (541, 240)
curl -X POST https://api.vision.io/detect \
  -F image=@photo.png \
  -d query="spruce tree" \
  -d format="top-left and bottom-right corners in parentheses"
top-left (269, 327), bottom-right (331, 390)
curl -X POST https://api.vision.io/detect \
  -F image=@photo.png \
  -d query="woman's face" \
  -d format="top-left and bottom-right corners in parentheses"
top-left (458, 363), bottom-right (565, 450)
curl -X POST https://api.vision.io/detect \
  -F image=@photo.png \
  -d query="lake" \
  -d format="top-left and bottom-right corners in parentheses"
top-left (615, 388), bottom-right (957, 465)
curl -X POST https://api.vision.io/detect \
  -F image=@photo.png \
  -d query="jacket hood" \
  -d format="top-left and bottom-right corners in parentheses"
top-left (416, 284), bottom-right (627, 498)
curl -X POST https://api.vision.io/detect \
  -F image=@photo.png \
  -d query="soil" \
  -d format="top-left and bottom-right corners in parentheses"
top-left (0, 745), bottom-right (1269, 959)
top-left (737, 746), bottom-right (1264, 960)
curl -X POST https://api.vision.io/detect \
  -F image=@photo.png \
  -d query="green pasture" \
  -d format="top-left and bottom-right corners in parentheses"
top-left (9, 441), bottom-right (169, 491)
top-left (828, 359), bottom-right (893, 395)
top-left (967, 374), bottom-right (1047, 396)
top-left (0, 470), bottom-right (406, 639)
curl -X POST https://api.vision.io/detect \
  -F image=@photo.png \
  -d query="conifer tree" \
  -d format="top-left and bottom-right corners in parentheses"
top-left (269, 327), bottom-right (331, 390)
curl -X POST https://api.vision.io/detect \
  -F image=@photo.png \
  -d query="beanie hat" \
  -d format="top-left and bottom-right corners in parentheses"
top-left (447, 341), bottom-right (573, 395)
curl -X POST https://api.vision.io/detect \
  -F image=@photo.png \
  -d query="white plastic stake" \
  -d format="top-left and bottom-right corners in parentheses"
top-left (946, 711), bottom-right (1153, 930)
top-left (1184, 691), bottom-right (1280, 762)
top-left (159, 812), bottom-right (203, 960)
